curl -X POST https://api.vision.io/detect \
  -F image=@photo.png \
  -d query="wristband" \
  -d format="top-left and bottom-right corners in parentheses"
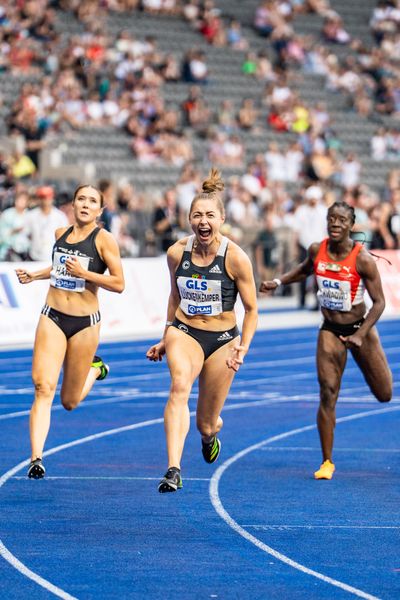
top-left (272, 278), bottom-right (282, 287)
top-left (166, 320), bottom-right (173, 327)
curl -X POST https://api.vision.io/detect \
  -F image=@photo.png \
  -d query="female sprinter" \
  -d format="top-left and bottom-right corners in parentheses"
top-left (16, 184), bottom-right (125, 478)
top-left (260, 200), bottom-right (392, 480)
top-left (146, 168), bottom-right (258, 493)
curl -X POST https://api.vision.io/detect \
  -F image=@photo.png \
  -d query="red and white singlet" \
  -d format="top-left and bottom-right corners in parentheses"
top-left (314, 239), bottom-right (365, 312)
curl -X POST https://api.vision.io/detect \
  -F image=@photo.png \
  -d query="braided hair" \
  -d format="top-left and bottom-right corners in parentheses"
top-left (327, 200), bottom-right (355, 225)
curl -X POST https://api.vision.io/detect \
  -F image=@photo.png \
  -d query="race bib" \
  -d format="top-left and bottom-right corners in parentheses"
top-left (50, 252), bottom-right (90, 293)
top-left (316, 275), bottom-right (352, 312)
top-left (177, 276), bottom-right (222, 316)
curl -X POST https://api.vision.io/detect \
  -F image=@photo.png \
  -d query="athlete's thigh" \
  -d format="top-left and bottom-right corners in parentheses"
top-left (62, 323), bottom-right (100, 396)
top-left (316, 329), bottom-right (347, 387)
top-left (350, 326), bottom-right (392, 395)
top-left (32, 315), bottom-right (67, 384)
top-left (165, 326), bottom-right (204, 384)
top-left (197, 336), bottom-right (240, 419)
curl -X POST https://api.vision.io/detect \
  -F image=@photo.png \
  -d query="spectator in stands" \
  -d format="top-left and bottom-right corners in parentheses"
top-left (226, 19), bottom-right (249, 51)
top-left (292, 184), bottom-right (327, 308)
top-left (377, 187), bottom-right (400, 249)
top-left (153, 187), bottom-right (182, 253)
top-left (238, 97), bottom-right (259, 132)
top-left (322, 14), bottom-right (351, 44)
top-left (10, 150), bottom-right (37, 180)
top-left (24, 186), bottom-right (69, 261)
top-left (181, 49), bottom-right (208, 84)
top-left (339, 152), bottom-right (361, 192)
top-left (254, 207), bottom-right (280, 285)
top-left (0, 190), bottom-right (30, 261)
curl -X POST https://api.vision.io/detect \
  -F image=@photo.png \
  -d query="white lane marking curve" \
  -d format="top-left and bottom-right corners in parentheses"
top-left (209, 405), bottom-right (400, 600)
top-left (0, 396), bottom-right (286, 598)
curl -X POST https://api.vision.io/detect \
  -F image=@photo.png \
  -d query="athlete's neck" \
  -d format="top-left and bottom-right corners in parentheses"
top-left (327, 237), bottom-right (354, 258)
top-left (70, 222), bottom-right (97, 239)
top-left (193, 235), bottom-right (221, 257)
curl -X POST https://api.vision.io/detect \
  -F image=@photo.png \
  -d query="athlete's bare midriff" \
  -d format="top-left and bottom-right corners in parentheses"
top-left (321, 301), bottom-right (367, 325)
top-left (46, 284), bottom-right (100, 316)
top-left (175, 306), bottom-right (237, 332)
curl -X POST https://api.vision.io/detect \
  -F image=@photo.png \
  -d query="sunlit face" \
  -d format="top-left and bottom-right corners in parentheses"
top-left (327, 206), bottom-right (353, 242)
top-left (189, 198), bottom-right (224, 245)
top-left (72, 186), bottom-right (103, 223)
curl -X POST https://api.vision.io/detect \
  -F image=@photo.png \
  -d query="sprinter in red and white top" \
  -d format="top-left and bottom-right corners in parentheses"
top-left (260, 201), bottom-right (392, 480)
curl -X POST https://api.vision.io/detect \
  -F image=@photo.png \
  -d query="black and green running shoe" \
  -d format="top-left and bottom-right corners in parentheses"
top-left (201, 436), bottom-right (221, 464)
top-left (92, 355), bottom-right (109, 381)
top-left (158, 467), bottom-right (183, 493)
top-left (28, 458), bottom-right (45, 479)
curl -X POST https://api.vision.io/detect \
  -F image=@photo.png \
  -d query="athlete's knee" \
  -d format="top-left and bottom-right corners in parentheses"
top-left (169, 375), bottom-right (191, 401)
top-left (60, 393), bottom-right (80, 411)
top-left (33, 378), bottom-right (56, 400)
top-left (376, 387), bottom-right (392, 403)
top-left (319, 380), bottom-right (338, 408)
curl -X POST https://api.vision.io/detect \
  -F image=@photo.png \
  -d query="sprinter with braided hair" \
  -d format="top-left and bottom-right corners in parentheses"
top-left (260, 200), bottom-right (392, 480)
top-left (147, 168), bottom-right (258, 493)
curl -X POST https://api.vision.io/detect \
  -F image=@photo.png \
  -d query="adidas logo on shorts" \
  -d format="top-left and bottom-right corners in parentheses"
top-left (209, 264), bottom-right (222, 274)
top-left (217, 331), bottom-right (233, 341)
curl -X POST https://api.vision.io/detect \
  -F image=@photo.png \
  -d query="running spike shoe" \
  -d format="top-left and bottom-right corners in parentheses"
top-left (28, 458), bottom-right (45, 479)
top-left (158, 467), bottom-right (182, 493)
top-left (314, 459), bottom-right (335, 480)
top-left (92, 355), bottom-right (109, 381)
top-left (201, 436), bottom-right (221, 464)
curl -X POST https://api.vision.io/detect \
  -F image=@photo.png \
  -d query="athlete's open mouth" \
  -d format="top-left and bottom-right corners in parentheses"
top-left (198, 228), bottom-right (211, 240)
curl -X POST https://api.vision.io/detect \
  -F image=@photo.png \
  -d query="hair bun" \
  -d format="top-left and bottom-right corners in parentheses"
top-left (202, 167), bottom-right (224, 193)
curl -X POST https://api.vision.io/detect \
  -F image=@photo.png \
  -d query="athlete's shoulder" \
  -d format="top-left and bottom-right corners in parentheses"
top-left (356, 246), bottom-right (378, 275)
top-left (95, 227), bottom-right (120, 252)
top-left (309, 241), bottom-right (322, 260)
top-left (166, 237), bottom-right (188, 264)
top-left (55, 226), bottom-right (69, 240)
top-left (226, 238), bottom-right (252, 272)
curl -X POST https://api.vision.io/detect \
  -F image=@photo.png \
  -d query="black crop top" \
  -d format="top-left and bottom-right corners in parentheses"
top-left (50, 226), bottom-right (107, 292)
top-left (175, 235), bottom-right (238, 316)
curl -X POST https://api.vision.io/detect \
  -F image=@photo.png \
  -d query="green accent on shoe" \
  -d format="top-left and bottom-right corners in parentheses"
top-left (202, 436), bottom-right (221, 464)
top-left (91, 355), bottom-right (109, 381)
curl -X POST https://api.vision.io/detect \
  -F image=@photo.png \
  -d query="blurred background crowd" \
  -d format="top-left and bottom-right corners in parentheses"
top-left (0, 0), bottom-right (399, 307)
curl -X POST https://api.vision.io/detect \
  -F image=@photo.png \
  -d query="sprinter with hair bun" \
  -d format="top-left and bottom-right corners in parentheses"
top-left (147, 168), bottom-right (258, 493)
top-left (16, 184), bottom-right (125, 479)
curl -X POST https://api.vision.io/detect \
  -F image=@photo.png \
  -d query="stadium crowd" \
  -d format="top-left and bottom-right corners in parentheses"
top-left (0, 0), bottom-right (399, 297)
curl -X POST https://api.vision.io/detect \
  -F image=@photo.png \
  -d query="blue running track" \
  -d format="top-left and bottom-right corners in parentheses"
top-left (0, 320), bottom-right (399, 600)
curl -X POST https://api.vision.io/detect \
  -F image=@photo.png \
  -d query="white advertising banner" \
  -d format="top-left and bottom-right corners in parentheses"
top-left (0, 257), bottom-right (171, 346)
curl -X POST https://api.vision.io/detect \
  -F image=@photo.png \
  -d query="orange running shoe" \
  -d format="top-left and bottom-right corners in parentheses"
top-left (314, 460), bottom-right (335, 480)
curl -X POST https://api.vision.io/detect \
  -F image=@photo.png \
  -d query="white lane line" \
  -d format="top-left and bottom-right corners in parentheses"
top-left (260, 446), bottom-right (400, 453)
top-left (0, 395), bottom-right (305, 598)
top-left (0, 541), bottom-right (77, 600)
top-left (11, 476), bottom-right (210, 481)
top-left (0, 392), bottom-right (280, 421)
top-left (242, 525), bottom-right (400, 530)
top-left (209, 404), bottom-right (400, 600)
top-left (1, 388), bottom-right (399, 421)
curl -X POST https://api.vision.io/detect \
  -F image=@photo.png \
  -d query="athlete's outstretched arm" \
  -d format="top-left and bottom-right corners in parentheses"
top-left (15, 265), bottom-right (52, 284)
top-left (146, 241), bottom-right (183, 362)
top-left (259, 242), bottom-right (319, 294)
top-left (226, 245), bottom-right (258, 372)
top-left (339, 251), bottom-right (386, 348)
